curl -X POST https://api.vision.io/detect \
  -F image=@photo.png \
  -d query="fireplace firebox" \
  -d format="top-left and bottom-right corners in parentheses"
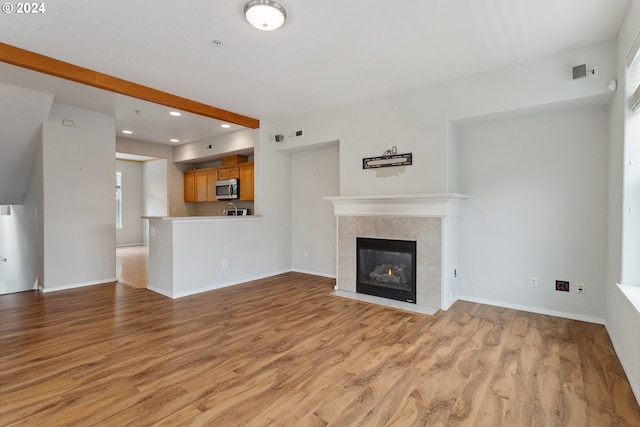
top-left (356, 237), bottom-right (417, 303)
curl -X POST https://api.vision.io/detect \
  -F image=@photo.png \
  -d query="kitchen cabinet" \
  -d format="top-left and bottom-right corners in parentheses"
top-left (183, 163), bottom-right (253, 202)
top-left (185, 168), bottom-right (217, 202)
top-left (184, 170), bottom-right (195, 202)
top-left (217, 167), bottom-right (239, 180)
top-left (239, 164), bottom-right (254, 201)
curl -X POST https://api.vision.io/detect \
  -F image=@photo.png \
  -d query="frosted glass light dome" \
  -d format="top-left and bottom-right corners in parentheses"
top-left (244, 0), bottom-right (287, 31)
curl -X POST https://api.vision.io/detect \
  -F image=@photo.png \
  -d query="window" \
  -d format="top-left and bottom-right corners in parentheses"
top-left (115, 171), bottom-right (122, 229)
top-left (622, 30), bottom-right (640, 287)
top-left (628, 30), bottom-right (640, 113)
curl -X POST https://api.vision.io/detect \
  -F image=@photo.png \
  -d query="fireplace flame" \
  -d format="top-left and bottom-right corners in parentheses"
top-left (388, 267), bottom-right (393, 275)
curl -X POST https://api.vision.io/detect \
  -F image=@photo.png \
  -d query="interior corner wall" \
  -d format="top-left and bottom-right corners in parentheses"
top-left (116, 160), bottom-right (143, 246)
top-left (42, 104), bottom-right (116, 290)
top-left (457, 106), bottom-right (609, 322)
top-left (291, 146), bottom-right (339, 277)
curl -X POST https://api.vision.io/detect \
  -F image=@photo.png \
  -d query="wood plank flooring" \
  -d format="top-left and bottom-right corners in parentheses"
top-left (1, 273), bottom-right (639, 426)
top-left (116, 245), bottom-right (148, 289)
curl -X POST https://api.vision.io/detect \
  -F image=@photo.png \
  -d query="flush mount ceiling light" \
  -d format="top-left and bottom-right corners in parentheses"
top-left (221, 124), bottom-right (231, 128)
top-left (244, 0), bottom-right (286, 31)
top-left (169, 111), bottom-right (182, 117)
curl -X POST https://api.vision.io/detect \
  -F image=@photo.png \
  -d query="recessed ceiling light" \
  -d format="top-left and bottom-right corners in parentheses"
top-left (170, 139), bottom-right (180, 143)
top-left (221, 124), bottom-right (231, 128)
top-left (169, 111), bottom-right (182, 117)
top-left (122, 130), bottom-right (133, 134)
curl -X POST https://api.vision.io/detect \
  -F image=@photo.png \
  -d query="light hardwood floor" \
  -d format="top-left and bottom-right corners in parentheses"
top-left (116, 245), bottom-right (148, 289)
top-left (1, 273), bottom-right (639, 426)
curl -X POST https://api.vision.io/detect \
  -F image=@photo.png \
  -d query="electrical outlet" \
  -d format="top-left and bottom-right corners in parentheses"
top-left (577, 283), bottom-right (585, 294)
top-left (529, 276), bottom-right (538, 288)
top-left (556, 280), bottom-right (570, 292)
top-left (221, 259), bottom-right (228, 269)
top-left (587, 65), bottom-right (599, 80)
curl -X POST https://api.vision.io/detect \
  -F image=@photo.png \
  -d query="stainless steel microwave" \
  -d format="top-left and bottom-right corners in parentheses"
top-left (216, 179), bottom-right (239, 199)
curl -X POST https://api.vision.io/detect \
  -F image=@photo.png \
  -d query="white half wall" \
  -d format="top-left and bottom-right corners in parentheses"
top-left (147, 124), bottom-right (293, 298)
top-left (41, 104), bottom-right (116, 290)
top-left (291, 146), bottom-right (339, 277)
top-left (457, 106), bottom-right (609, 322)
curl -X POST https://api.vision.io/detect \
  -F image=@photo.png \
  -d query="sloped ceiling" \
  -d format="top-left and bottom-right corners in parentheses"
top-left (0, 0), bottom-right (631, 204)
top-left (0, 83), bottom-right (53, 204)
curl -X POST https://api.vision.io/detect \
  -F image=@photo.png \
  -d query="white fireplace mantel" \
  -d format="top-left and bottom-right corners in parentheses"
top-left (324, 193), bottom-right (468, 217)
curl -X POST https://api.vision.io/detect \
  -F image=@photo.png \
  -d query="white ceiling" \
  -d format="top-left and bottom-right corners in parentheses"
top-left (0, 0), bottom-right (631, 203)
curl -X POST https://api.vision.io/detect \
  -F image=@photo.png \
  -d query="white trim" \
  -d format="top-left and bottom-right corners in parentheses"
top-left (457, 294), bottom-right (605, 325)
top-left (147, 285), bottom-right (173, 298)
top-left (617, 283), bottom-right (640, 313)
top-left (39, 277), bottom-right (118, 293)
top-left (150, 269), bottom-right (291, 299)
top-left (290, 268), bottom-right (336, 279)
top-left (626, 28), bottom-right (640, 67)
top-left (116, 243), bottom-right (147, 248)
top-left (606, 319), bottom-right (640, 405)
top-left (324, 193), bottom-right (468, 217)
top-left (331, 290), bottom-right (439, 315)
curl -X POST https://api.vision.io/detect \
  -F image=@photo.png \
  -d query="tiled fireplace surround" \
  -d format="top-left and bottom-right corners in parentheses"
top-left (325, 194), bottom-right (467, 314)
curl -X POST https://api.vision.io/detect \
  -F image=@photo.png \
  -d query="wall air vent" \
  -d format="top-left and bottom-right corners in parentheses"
top-left (288, 129), bottom-right (304, 139)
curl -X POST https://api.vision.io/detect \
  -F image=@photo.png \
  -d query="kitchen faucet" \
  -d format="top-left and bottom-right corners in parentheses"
top-left (223, 202), bottom-right (238, 216)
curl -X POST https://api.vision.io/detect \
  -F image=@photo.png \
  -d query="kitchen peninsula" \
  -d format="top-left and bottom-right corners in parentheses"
top-left (146, 214), bottom-right (264, 298)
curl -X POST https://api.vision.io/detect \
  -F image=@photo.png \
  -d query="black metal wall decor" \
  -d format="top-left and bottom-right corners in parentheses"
top-left (363, 152), bottom-right (412, 169)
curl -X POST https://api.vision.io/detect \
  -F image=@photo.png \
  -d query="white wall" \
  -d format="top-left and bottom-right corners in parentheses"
top-left (41, 104), bottom-right (116, 290)
top-left (606, 0), bottom-right (640, 404)
top-left (116, 160), bottom-right (143, 246)
top-left (143, 158), bottom-right (168, 244)
top-left (173, 128), bottom-right (254, 163)
top-left (291, 146), bottom-right (339, 277)
top-left (277, 41), bottom-right (616, 197)
top-left (457, 106), bottom-right (609, 322)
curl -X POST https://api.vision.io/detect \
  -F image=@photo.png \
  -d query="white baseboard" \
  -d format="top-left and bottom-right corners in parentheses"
top-left (116, 243), bottom-right (147, 248)
top-left (605, 318), bottom-right (640, 407)
top-left (158, 269), bottom-right (291, 299)
top-left (290, 268), bottom-right (336, 279)
top-left (457, 294), bottom-right (605, 325)
top-left (39, 277), bottom-right (118, 294)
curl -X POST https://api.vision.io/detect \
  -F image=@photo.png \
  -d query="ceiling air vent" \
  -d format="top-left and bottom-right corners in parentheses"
top-left (288, 129), bottom-right (304, 139)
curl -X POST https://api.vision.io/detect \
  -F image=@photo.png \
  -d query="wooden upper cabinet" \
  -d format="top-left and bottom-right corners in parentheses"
top-left (184, 170), bottom-right (196, 202)
top-left (184, 163), bottom-right (253, 202)
top-left (185, 168), bottom-right (217, 202)
top-left (194, 170), bottom-right (208, 202)
top-left (217, 167), bottom-right (239, 180)
top-left (206, 169), bottom-right (218, 201)
top-left (239, 164), bottom-right (254, 201)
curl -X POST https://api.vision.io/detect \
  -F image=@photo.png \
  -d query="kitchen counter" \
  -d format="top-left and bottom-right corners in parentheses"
top-left (145, 215), bottom-right (281, 299)
top-left (143, 215), bottom-right (260, 222)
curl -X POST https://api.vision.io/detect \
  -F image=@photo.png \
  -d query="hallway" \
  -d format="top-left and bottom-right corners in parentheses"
top-left (115, 245), bottom-right (148, 288)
